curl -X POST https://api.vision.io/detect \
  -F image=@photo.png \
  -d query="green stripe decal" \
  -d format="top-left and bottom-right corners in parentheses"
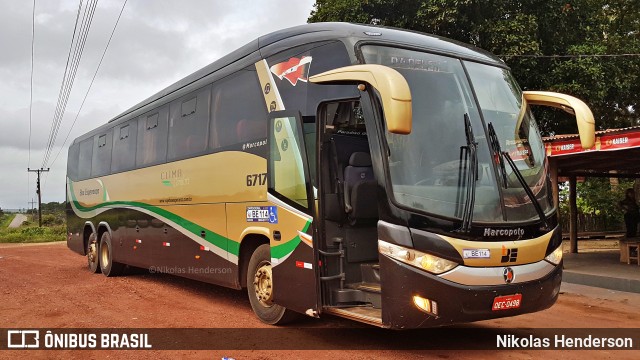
top-left (69, 180), bottom-right (231, 255)
top-left (68, 181), bottom-right (310, 259)
top-left (270, 221), bottom-right (311, 259)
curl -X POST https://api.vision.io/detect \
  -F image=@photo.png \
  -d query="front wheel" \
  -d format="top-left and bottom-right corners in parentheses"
top-left (246, 244), bottom-right (298, 325)
top-left (99, 231), bottom-right (125, 277)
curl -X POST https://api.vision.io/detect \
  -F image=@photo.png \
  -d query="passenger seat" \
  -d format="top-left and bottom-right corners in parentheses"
top-left (343, 152), bottom-right (378, 221)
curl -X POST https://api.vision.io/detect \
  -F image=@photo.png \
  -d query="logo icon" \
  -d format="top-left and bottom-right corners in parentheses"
top-left (270, 56), bottom-right (313, 86)
top-left (7, 330), bottom-right (40, 348)
top-left (501, 245), bottom-right (518, 263)
top-left (503, 267), bottom-right (515, 284)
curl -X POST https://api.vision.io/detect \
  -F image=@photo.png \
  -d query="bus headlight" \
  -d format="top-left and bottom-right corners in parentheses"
top-left (379, 240), bottom-right (458, 274)
top-left (544, 244), bottom-right (563, 265)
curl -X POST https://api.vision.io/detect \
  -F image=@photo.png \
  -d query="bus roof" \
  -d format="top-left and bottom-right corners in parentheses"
top-left (75, 22), bottom-right (504, 142)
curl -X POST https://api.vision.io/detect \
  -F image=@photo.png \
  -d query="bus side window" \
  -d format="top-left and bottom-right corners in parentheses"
top-left (210, 67), bottom-right (267, 150)
top-left (136, 107), bottom-right (169, 167)
top-left (67, 143), bottom-right (80, 181)
top-left (167, 86), bottom-right (211, 160)
top-left (111, 121), bottom-right (137, 173)
top-left (91, 131), bottom-right (113, 177)
top-left (78, 138), bottom-right (93, 180)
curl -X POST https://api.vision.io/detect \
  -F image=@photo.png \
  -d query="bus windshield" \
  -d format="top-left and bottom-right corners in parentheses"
top-left (361, 45), bottom-right (553, 223)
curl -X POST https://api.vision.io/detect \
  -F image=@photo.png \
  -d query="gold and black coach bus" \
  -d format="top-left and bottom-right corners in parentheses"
top-left (66, 22), bottom-right (595, 328)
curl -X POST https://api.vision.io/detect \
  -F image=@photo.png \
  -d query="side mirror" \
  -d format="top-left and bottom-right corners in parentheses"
top-left (309, 64), bottom-right (412, 134)
top-left (523, 91), bottom-right (595, 149)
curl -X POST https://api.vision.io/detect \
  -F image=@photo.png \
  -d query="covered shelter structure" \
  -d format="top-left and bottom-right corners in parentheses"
top-left (544, 126), bottom-right (640, 254)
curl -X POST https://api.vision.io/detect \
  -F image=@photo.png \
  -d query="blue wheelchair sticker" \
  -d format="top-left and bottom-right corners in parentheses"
top-left (268, 206), bottom-right (278, 224)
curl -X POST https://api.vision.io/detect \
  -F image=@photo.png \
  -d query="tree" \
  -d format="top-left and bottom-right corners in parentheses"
top-left (558, 177), bottom-right (632, 230)
top-left (309, 0), bottom-right (640, 135)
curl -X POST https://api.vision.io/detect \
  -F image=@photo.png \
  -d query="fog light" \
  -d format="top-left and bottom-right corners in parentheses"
top-left (413, 295), bottom-right (438, 316)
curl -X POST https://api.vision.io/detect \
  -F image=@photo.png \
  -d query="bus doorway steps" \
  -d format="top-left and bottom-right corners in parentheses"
top-left (332, 283), bottom-right (381, 308)
top-left (323, 306), bottom-right (383, 327)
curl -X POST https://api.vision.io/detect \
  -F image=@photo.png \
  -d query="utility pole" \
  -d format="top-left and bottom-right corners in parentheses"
top-left (28, 198), bottom-right (37, 217)
top-left (27, 168), bottom-right (50, 227)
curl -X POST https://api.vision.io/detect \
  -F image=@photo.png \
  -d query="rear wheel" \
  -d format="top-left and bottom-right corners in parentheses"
top-left (86, 233), bottom-right (100, 274)
top-left (246, 244), bottom-right (298, 325)
top-left (99, 231), bottom-right (125, 277)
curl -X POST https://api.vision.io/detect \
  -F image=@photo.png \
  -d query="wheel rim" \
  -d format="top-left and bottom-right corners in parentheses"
top-left (253, 261), bottom-right (274, 307)
top-left (87, 242), bottom-right (98, 268)
top-left (100, 241), bottom-right (110, 269)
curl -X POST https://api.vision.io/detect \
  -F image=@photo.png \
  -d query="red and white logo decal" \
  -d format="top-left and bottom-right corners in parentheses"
top-left (270, 56), bottom-right (312, 86)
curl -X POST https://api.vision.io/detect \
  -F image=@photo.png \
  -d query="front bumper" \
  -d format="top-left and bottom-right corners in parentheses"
top-left (380, 255), bottom-right (562, 329)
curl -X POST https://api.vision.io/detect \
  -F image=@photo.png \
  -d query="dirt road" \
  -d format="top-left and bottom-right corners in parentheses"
top-left (6, 214), bottom-right (26, 228)
top-left (1, 241), bottom-right (638, 359)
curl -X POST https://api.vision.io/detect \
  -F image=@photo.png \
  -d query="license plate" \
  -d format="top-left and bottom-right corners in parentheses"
top-left (492, 294), bottom-right (522, 311)
top-left (463, 248), bottom-right (490, 259)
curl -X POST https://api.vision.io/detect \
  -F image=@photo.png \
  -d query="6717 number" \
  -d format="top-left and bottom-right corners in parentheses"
top-left (246, 173), bottom-right (267, 186)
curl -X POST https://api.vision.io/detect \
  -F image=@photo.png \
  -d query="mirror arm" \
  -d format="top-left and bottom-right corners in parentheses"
top-left (310, 64), bottom-right (412, 134)
top-left (523, 91), bottom-right (595, 149)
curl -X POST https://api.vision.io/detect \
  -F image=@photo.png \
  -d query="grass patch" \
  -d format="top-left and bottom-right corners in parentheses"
top-left (0, 214), bottom-right (66, 243)
top-left (0, 214), bottom-right (16, 228)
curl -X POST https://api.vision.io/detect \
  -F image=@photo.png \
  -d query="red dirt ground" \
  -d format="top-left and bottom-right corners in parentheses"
top-left (1, 241), bottom-right (638, 359)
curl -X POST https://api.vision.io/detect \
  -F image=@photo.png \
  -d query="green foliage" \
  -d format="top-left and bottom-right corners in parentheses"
top-left (558, 178), bottom-right (632, 230)
top-left (40, 201), bottom-right (66, 212)
top-left (308, 0), bottom-right (640, 134)
top-left (0, 225), bottom-right (66, 243)
top-left (41, 213), bottom-right (64, 226)
top-left (0, 214), bottom-right (14, 228)
top-left (0, 207), bottom-right (66, 243)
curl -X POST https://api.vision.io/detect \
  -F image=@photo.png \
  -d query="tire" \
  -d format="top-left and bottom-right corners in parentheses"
top-left (246, 244), bottom-right (299, 325)
top-left (99, 231), bottom-right (125, 277)
top-left (86, 233), bottom-right (101, 274)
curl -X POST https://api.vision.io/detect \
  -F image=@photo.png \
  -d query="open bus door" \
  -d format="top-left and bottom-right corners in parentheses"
top-left (266, 111), bottom-right (320, 317)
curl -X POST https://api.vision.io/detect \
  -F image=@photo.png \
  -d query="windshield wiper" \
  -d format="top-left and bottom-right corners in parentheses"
top-left (458, 113), bottom-right (478, 233)
top-left (487, 122), bottom-right (550, 230)
top-left (488, 123), bottom-right (508, 188)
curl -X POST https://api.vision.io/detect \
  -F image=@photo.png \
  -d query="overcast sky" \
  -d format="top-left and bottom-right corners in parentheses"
top-left (0, 0), bottom-right (316, 210)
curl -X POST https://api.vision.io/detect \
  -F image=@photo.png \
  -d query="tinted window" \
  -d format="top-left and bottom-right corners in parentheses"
top-left (168, 86), bottom-right (210, 160)
top-left (112, 121), bottom-right (137, 172)
top-left (92, 131), bottom-right (113, 177)
top-left (78, 138), bottom-right (93, 180)
top-left (67, 143), bottom-right (80, 181)
top-left (210, 68), bottom-right (267, 149)
top-left (137, 106), bottom-right (169, 167)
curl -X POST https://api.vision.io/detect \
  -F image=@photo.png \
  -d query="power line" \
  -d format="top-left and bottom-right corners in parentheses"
top-left (41, 0), bottom-right (99, 168)
top-left (42, 0), bottom-right (82, 167)
top-left (47, 0), bottom-right (98, 161)
top-left (43, 0), bottom-right (98, 167)
top-left (48, 0), bottom-right (128, 171)
top-left (498, 53), bottom-right (640, 58)
top-left (40, 0), bottom-right (84, 168)
top-left (28, 0), bottom-right (36, 209)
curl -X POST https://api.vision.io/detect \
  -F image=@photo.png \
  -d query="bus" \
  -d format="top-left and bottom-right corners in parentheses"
top-left (66, 22), bottom-right (595, 329)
